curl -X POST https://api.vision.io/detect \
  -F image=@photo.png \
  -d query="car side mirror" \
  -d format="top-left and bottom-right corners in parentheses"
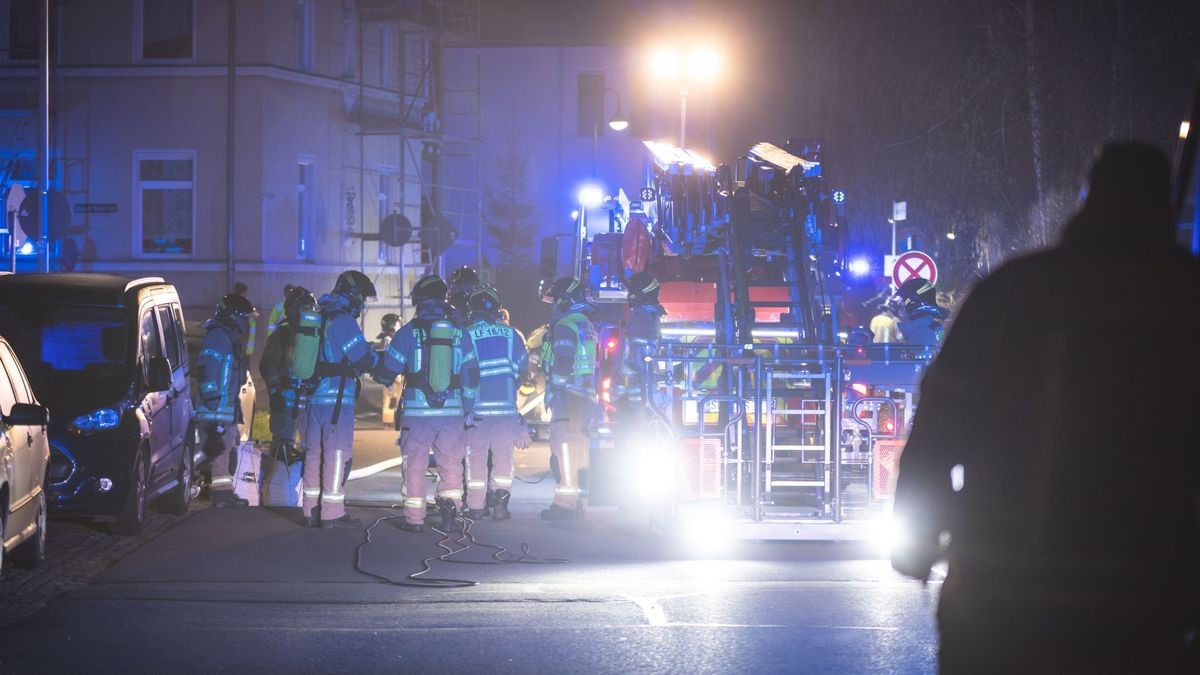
top-left (5, 402), bottom-right (48, 427)
top-left (146, 356), bottom-right (172, 393)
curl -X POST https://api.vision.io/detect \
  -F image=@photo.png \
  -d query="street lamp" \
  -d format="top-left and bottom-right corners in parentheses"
top-left (649, 44), bottom-right (721, 148)
top-left (592, 87), bottom-right (628, 178)
top-left (606, 87), bottom-right (628, 131)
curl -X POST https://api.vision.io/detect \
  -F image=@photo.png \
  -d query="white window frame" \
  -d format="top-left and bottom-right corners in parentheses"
top-left (378, 23), bottom-right (397, 90)
top-left (134, 0), bottom-right (196, 64)
top-left (377, 166), bottom-right (397, 261)
top-left (133, 149), bottom-right (196, 259)
top-left (297, 0), bottom-right (315, 72)
top-left (297, 156), bottom-right (316, 261)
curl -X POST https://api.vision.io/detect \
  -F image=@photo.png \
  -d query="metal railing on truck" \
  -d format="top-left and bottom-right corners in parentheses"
top-left (636, 340), bottom-right (935, 539)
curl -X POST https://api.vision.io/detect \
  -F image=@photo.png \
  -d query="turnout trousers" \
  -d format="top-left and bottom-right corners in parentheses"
top-left (300, 403), bottom-right (355, 522)
top-left (398, 416), bottom-right (467, 525)
top-left (203, 423), bottom-right (242, 501)
top-left (465, 415), bottom-right (523, 510)
top-left (549, 392), bottom-right (590, 510)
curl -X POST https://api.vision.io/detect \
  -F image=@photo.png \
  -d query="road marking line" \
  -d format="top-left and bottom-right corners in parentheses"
top-left (347, 457), bottom-right (404, 481)
top-left (625, 595), bottom-right (668, 626)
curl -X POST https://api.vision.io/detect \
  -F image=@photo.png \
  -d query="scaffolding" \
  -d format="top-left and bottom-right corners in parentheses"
top-left (354, 0), bottom-right (481, 320)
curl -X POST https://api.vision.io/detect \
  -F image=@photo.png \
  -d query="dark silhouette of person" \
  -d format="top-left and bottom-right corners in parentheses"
top-left (892, 143), bottom-right (1200, 673)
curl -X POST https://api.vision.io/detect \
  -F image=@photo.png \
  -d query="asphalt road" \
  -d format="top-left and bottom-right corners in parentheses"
top-left (0, 407), bottom-right (941, 674)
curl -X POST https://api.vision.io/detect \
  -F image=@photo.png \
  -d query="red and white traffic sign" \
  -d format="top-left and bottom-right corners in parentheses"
top-left (891, 250), bottom-right (937, 287)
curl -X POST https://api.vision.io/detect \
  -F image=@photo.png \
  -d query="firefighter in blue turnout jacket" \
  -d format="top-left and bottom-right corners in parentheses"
top-left (615, 272), bottom-right (665, 441)
top-left (540, 277), bottom-right (598, 520)
top-left (447, 265), bottom-right (481, 327)
top-left (195, 293), bottom-right (256, 508)
top-left (300, 271), bottom-right (379, 529)
top-left (462, 285), bottom-right (529, 520)
top-left (258, 286), bottom-right (315, 462)
top-left (374, 275), bottom-right (478, 532)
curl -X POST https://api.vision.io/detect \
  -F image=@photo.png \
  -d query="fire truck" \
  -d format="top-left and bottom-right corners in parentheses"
top-left (540, 139), bottom-right (938, 543)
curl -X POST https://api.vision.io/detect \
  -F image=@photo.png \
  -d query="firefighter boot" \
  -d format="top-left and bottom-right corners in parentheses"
top-left (437, 498), bottom-right (461, 531)
top-left (492, 489), bottom-right (512, 521)
top-left (321, 514), bottom-right (363, 530)
top-left (398, 520), bottom-right (425, 533)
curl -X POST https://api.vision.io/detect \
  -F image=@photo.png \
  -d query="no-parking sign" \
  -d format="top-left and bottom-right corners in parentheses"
top-left (891, 250), bottom-right (938, 287)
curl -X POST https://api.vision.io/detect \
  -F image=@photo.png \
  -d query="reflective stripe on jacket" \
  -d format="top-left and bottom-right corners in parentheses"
top-left (464, 319), bottom-right (527, 417)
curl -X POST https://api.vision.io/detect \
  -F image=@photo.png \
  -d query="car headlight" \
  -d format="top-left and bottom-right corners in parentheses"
top-left (70, 408), bottom-right (121, 435)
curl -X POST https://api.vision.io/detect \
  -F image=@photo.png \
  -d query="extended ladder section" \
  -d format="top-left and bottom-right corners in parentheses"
top-left (728, 142), bottom-right (842, 345)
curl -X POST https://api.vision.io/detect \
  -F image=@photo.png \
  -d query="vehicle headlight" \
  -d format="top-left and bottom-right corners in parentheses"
top-left (70, 408), bottom-right (120, 434)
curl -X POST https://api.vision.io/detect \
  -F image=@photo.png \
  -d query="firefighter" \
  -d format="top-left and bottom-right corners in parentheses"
top-left (266, 284), bottom-right (296, 337)
top-left (892, 144), bottom-right (1200, 671)
top-left (195, 293), bottom-right (256, 508)
top-left (462, 285), bottom-right (529, 520)
top-left (374, 275), bottom-right (478, 533)
top-left (540, 276), bottom-right (598, 520)
top-left (259, 286), bottom-right (314, 464)
top-left (447, 265), bottom-right (481, 327)
top-left (869, 302), bottom-right (903, 343)
top-left (890, 279), bottom-right (947, 346)
top-left (300, 270), bottom-right (379, 529)
top-left (615, 272), bottom-right (665, 442)
top-left (375, 313), bottom-right (402, 426)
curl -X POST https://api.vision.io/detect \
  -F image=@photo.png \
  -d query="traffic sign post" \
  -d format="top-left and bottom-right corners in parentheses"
top-left (891, 250), bottom-right (938, 288)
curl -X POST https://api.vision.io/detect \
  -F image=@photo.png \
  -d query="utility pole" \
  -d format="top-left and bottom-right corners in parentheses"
top-left (226, 0), bottom-right (237, 290)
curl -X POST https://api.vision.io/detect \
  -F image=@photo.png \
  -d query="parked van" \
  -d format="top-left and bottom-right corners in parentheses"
top-left (0, 336), bottom-right (50, 569)
top-left (0, 274), bottom-right (195, 534)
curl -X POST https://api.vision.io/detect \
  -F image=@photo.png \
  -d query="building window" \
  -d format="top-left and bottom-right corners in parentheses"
top-left (296, 0), bottom-right (314, 72)
top-left (377, 168), bottom-right (395, 260)
top-left (137, 0), bottom-right (194, 61)
top-left (135, 150), bottom-right (195, 257)
top-left (4, 0), bottom-right (38, 61)
top-left (297, 159), bottom-right (315, 260)
top-left (577, 71), bottom-right (605, 137)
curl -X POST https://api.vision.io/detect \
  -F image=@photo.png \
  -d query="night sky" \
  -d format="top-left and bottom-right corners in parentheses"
top-left (481, 0), bottom-right (1200, 297)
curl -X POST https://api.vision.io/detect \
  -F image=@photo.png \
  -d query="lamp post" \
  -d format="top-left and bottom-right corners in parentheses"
top-left (650, 45), bottom-right (720, 148)
top-left (591, 87), bottom-right (628, 179)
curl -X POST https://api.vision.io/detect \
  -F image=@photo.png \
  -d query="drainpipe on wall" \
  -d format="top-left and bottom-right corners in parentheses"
top-left (226, 0), bottom-right (237, 290)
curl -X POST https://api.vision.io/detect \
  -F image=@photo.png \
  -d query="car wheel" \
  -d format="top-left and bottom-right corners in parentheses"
top-left (111, 447), bottom-right (149, 535)
top-left (160, 434), bottom-right (194, 516)
top-left (11, 476), bottom-right (47, 568)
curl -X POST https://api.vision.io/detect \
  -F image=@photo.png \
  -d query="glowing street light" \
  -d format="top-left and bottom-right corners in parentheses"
top-left (945, 231), bottom-right (957, 241)
top-left (649, 43), bottom-right (722, 147)
top-left (606, 88), bottom-right (629, 132)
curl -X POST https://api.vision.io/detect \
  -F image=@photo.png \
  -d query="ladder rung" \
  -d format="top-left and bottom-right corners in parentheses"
top-left (768, 373), bottom-right (828, 379)
top-left (769, 480), bottom-right (826, 487)
top-left (770, 444), bottom-right (827, 451)
top-left (770, 409), bottom-right (827, 415)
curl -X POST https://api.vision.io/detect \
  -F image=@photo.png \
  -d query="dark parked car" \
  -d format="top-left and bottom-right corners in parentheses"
top-left (0, 274), bottom-right (195, 534)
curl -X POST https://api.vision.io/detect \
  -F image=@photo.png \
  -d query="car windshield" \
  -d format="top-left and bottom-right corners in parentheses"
top-left (0, 303), bottom-right (129, 409)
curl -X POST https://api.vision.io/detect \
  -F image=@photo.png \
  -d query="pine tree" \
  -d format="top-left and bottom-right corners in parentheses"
top-left (483, 127), bottom-right (542, 331)
top-left (483, 127), bottom-right (538, 269)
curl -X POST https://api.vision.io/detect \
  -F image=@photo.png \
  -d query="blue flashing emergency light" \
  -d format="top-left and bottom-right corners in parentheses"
top-left (832, 189), bottom-right (846, 204)
top-left (847, 257), bottom-right (871, 277)
top-left (579, 186), bottom-right (604, 208)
